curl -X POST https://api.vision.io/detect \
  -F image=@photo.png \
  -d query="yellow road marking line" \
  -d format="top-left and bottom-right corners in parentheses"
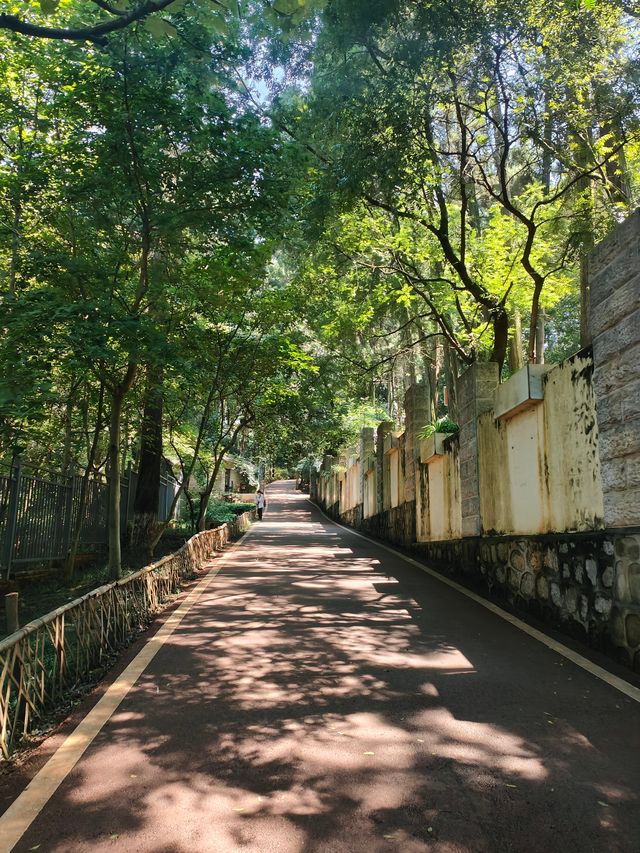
top-left (0, 528), bottom-right (253, 853)
top-left (312, 500), bottom-right (640, 704)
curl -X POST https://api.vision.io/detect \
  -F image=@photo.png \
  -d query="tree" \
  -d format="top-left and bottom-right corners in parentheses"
top-left (0, 0), bottom-right (326, 44)
top-left (0, 20), bottom-right (297, 573)
top-left (276, 0), bottom-right (639, 374)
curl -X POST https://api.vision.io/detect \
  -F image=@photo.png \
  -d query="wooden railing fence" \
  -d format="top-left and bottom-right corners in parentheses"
top-left (0, 512), bottom-right (252, 759)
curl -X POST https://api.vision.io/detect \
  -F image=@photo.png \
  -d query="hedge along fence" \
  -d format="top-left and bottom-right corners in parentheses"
top-left (0, 511), bottom-right (253, 759)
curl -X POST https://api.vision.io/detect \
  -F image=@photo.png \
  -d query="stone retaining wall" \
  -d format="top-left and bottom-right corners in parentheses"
top-left (413, 529), bottom-right (640, 670)
top-left (326, 499), bottom-right (640, 671)
top-left (341, 501), bottom-right (416, 547)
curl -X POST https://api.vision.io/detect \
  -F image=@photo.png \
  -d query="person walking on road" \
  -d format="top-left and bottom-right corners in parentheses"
top-left (255, 489), bottom-right (266, 520)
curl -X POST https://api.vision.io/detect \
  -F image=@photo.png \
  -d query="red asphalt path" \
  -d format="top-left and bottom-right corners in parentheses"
top-left (2, 480), bottom-right (640, 852)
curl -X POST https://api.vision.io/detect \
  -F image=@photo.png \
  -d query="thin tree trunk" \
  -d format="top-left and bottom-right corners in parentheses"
top-left (131, 364), bottom-right (163, 556)
top-left (580, 255), bottom-right (591, 348)
top-left (542, 112), bottom-right (553, 196)
top-left (8, 191), bottom-right (21, 297)
top-left (196, 453), bottom-right (225, 532)
top-left (64, 379), bottom-right (105, 584)
top-left (534, 313), bottom-right (545, 364)
top-left (575, 128), bottom-right (595, 350)
top-left (194, 415), bottom-right (252, 533)
top-left (419, 332), bottom-right (437, 422)
top-left (508, 307), bottom-right (524, 373)
top-left (61, 385), bottom-right (76, 476)
top-left (107, 392), bottom-right (125, 580)
top-left (107, 365), bottom-right (136, 580)
top-left (443, 340), bottom-right (460, 424)
top-left (120, 411), bottom-right (130, 476)
top-left (184, 488), bottom-right (197, 533)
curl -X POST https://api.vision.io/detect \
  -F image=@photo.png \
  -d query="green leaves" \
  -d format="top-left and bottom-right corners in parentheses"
top-left (0, 16), bottom-right (297, 470)
top-left (272, 0), bottom-right (301, 13)
top-left (282, 0), bottom-right (640, 374)
top-left (38, 0), bottom-right (59, 15)
top-left (143, 17), bottom-right (178, 38)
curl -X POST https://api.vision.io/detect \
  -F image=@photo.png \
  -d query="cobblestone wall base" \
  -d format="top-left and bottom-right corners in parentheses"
top-left (322, 499), bottom-right (640, 672)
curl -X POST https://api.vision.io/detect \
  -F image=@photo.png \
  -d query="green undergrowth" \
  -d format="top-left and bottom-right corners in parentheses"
top-left (205, 500), bottom-right (255, 526)
top-left (1, 505), bottom-right (255, 640)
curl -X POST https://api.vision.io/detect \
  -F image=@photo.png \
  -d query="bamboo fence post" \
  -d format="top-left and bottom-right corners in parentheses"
top-left (5, 593), bottom-right (19, 635)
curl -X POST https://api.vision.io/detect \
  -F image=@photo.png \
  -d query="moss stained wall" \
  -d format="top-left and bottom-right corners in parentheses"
top-left (477, 353), bottom-right (604, 536)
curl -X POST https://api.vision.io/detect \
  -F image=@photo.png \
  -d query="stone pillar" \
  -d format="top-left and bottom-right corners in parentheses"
top-left (404, 383), bottom-right (430, 504)
top-left (359, 427), bottom-right (375, 507)
top-left (589, 210), bottom-right (640, 528)
top-left (376, 422), bottom-right (394, 515)
top-left (320, 453), bottom-right (334, 509)
top-left (456, 363), bottom-right (500, 537)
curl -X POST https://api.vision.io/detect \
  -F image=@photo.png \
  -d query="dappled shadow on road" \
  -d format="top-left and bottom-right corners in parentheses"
top-left (15, 482), bottom-right (640, 853)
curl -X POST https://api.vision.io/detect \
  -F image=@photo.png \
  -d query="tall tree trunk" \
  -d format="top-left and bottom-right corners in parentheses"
top-left (131, 364), bottom-right (163, 556)
top-left (574, 126), bottom-right (595, 349)
top-left (194, 415), bottom-right (251, 533)
top-left (107, 392), bottom-right (124, 580)
top-left (107, 365), bottom-right (136, 580)
top-left (184, 488), bottom-right (197, 533)
top-left (146, 385), bottom-right (221, 554)
top-left (541, 99), bottom-right (553, 196)
top-left (490, 306), bottom-right (509, 370)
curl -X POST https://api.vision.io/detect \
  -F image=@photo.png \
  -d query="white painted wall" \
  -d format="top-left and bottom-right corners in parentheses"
top-left (478, 355), bottom-right (604, 535)
top-left (321, 353), bottom-right (603, 540)
top-left (389, 450), bottom-right (399, 508)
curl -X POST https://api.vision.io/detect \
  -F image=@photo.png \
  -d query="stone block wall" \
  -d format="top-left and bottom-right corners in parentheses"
top-left (403, 383), bottom-right (430, 503)
top-left (359, 428), bottom-right (375, 507)
top-left (376, 422), bottom-right (393, 515)
top-left (456, 363), bottom-right (500, 536)
top-left (588, 210), bottom-right (640, 668)
top-left (589, 209), bottom-right (640, 528)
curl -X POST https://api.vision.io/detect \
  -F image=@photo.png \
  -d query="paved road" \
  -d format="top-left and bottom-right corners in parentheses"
top-left (2, 481), bottom-right (640, 852)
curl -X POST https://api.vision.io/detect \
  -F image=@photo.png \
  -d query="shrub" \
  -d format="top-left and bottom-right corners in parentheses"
top-left (417, 416), bottom-right (459, 441)
top-left (205, 500), bottom-right (255, 526)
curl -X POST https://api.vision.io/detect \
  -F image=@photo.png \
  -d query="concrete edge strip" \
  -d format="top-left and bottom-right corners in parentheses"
top-left (311, 500), bottom-right (640, 704)
top-left (0, 527), bottom-right (254, 853)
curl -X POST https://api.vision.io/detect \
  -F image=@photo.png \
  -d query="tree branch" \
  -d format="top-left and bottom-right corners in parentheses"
top-left (0, 0), bottom-right (179, 45)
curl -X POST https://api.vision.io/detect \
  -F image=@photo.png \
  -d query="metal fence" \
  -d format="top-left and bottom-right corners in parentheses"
top-left (0, 462), bottom-right (180, 579)
top-left (0, 511), bottom-right (253, 758)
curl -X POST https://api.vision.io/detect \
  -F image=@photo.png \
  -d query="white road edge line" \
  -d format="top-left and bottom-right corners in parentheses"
top-left (0, 526), bottom-right (254, 853)
top-left (311, 499), bottom-right (640, 704)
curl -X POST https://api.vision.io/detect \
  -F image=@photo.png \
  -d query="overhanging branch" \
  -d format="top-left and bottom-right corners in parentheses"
top-left (0, 0), bottom-right (181, 44)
